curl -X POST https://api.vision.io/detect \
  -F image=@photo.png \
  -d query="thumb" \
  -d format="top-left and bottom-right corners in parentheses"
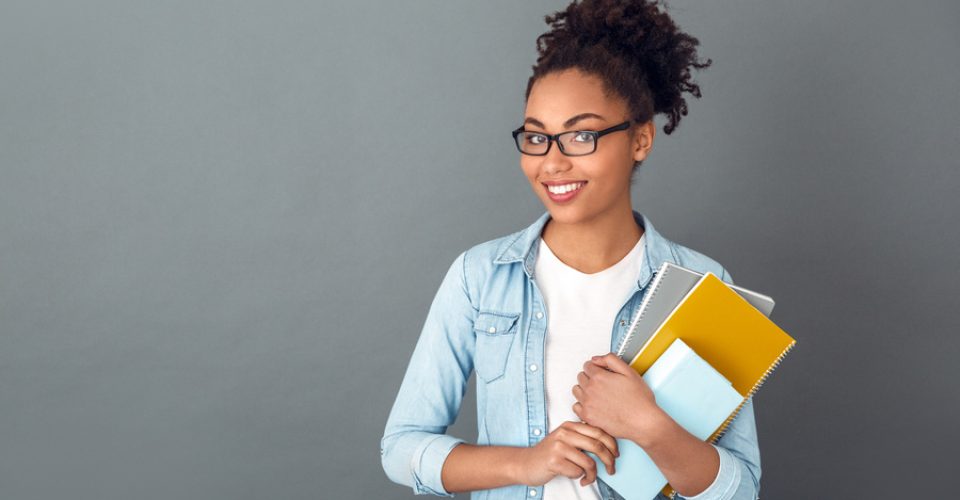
top-left (590, 352), bottom-right (634, 376)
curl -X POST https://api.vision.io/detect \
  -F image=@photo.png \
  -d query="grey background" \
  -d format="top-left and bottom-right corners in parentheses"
top-left (1, 0), bottom-right (957, 499)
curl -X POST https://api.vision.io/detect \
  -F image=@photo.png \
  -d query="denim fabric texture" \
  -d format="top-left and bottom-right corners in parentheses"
top-left (381, 210), bottom-right (762, 499)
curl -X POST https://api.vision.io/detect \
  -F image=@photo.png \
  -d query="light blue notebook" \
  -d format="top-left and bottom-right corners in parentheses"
top-left (590, 338), bottom-right (743, 500)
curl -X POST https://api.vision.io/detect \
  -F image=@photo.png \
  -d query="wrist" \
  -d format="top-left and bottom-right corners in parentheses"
top-left (508, 446), bottom-right (530, 485)
top-left (630, 406), bottom-right (674, 449)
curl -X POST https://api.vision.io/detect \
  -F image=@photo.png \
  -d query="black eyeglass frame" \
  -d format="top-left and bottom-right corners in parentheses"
top-left (511, 120), bottom-right (633, 156)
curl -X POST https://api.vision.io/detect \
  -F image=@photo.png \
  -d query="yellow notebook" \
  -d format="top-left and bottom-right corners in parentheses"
top-left (627, 272), bottom-right (796, 499)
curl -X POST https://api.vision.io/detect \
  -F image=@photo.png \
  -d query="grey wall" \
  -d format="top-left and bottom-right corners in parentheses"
top-left (1, 1), bottom-right (957, 499)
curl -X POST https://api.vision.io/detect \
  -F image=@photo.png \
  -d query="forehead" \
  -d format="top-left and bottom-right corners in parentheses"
top-left (525, 69), bottom-right (624, 124)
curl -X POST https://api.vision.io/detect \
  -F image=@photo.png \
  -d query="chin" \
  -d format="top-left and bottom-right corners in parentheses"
top-left (544, 205), bottom-right (592, 224)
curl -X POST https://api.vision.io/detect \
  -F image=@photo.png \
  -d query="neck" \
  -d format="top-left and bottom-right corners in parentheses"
top-left (540, 198), bottom-right (644, 274)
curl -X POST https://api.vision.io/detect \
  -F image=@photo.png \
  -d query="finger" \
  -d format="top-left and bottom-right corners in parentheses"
top-left (559, 426), bottom-right (617, 475)
top-left (579, 353), bottom-right (602, 375)
top-left (582, 361), bottom-right (601, 376)
top-left (591, 353), bottom-right (634, 376)
top-left (563, 421), bottom-right (620, 458)
top-left (554, 455), bottom-right (587, 481)
top-left (559, 457), bottom-right (587, 479)
top-left (563, 442), bottom-right (602, 482)
top-left (571, 383), bottom-right (584, 401)
top-left (577, 371), bottom-right (589, 386)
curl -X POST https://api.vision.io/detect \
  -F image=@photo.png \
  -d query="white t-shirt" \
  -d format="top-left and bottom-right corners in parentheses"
top-left (534, 233), bottom-right (646, 499)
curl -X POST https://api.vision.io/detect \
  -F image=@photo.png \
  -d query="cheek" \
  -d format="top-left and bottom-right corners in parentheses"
top-left (519, 160), bottom-right (539, 182)
top-left (577, 160), bottom-right (612, 183)
top-left (591, 157), bottom-right (633, 184)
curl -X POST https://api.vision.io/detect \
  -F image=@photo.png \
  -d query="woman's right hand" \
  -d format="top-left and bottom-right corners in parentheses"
top-left (514, 420), bottom-right (619, 487)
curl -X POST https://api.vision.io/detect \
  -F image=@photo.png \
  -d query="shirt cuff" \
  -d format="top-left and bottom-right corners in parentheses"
top-left (411, 433), bottom-right (466, 497)
top-left (678, 444), bottom-right (741, 500)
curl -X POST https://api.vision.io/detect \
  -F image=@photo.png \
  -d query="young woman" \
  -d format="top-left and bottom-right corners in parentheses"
top-left (381, 1), bottom-right (761, 499)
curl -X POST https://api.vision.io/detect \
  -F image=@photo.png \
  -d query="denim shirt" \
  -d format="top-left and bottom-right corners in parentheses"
top-left (381, 210), bottom-right (762, 500)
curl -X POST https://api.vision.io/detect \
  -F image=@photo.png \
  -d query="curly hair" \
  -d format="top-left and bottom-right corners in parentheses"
top-left (526, 0), bottom-right (712, 172)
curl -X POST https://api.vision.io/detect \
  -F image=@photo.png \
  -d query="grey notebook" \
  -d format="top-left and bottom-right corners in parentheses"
top-left (615, 262), bottom-right (776, 363)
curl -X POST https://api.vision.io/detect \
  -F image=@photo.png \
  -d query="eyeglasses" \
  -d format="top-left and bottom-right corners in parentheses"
top-left (511, 120), bottom-right (632, 156)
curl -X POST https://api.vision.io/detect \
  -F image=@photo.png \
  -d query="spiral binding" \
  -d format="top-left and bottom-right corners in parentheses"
top-left (712, 340), bottom-right (795, 443)
top-left (614, 267), bottom-right (667, 358)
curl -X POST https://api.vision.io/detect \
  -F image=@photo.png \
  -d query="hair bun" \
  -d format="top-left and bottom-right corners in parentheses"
top-left (530, 0), bottom-right (712, 135)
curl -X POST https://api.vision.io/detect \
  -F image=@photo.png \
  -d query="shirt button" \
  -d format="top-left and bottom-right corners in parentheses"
top-left (532, 428), bottom-right (542, 436)
top-left (529, 364), bottom-right (538, 372)
top-left (529, 489), bottom-right (538, 497)
top-left (536, 311), bottom-right (544, 319)
top-left (488, 326), bottom-right (496, 333)
top-left (620, 319), bottom-right (626, 326)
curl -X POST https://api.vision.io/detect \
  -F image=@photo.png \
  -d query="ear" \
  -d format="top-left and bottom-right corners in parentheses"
top-left (632, 120), bottom-right (655, 163)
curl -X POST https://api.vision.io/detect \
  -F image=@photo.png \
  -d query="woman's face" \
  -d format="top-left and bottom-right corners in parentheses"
top-left (520, 68), bottom-right (653, 226)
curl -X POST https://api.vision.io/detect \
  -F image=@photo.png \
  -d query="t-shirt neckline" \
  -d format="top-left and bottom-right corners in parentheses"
top-left (537, 233), bottom-right (645, 279)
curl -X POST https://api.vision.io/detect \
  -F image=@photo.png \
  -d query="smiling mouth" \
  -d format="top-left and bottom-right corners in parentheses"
top-left (543, 181), bottom-right (587, 195)
top-left (542, 181), bottom-right (587, 203)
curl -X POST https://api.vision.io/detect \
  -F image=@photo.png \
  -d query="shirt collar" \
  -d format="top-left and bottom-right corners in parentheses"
top-left (493, 209), bottom-right (677, 290)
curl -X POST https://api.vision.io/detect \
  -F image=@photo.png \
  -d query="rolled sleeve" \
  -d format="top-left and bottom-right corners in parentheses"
top-left (381, 431), bottom-right (467, 497)
top-left (677, 444), bottom-right (740, 500)
top-left (413, 434), bottom-right (467, 496)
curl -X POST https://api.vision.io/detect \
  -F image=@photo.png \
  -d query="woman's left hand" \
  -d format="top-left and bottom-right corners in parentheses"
top-left (571, 353), bottom-right (667, 447)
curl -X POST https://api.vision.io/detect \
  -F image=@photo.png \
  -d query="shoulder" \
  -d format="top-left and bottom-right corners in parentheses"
top-left (660, 236), bottom-right (735, 285)
top-left (462, 228), bottom-right (523, 265)
top-left (635, 211), bottom-right (736, 285)
top-left (460, 227), bottom-right (523, 271)
top-left (451, 227), bottom-right (528, 301)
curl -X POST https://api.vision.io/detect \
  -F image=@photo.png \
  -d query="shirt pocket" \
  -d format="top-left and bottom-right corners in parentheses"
top-left (473, 310), bottom-right (520, 383)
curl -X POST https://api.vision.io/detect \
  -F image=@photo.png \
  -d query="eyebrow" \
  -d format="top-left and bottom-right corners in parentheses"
top-left (523, 113), bottom-right (606, 130)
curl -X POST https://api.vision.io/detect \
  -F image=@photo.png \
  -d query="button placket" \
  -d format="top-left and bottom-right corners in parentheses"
top-left (526, 272), bottom-right (549, 458)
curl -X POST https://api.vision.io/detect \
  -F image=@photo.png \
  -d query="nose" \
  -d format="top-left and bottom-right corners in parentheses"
top-left (542, 140), bottom-right (573, 176)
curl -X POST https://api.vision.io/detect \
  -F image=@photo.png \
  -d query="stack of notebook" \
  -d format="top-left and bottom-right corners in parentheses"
top-left (589, 262), bottom-right (796, 500)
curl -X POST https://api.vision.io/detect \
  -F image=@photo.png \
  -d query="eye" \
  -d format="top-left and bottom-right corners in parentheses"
top-left (525, 133), bottom-right (547, 145)
top-left (572, 132), bottom-right (595, 143)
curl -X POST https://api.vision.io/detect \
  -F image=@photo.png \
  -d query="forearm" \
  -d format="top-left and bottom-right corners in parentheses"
top-left (440, 443), bottom-right (527, 493)
top-left (631, 409), bottom-right (720, 498)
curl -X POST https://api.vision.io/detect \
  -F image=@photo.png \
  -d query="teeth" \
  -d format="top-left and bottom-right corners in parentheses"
top-left (547, 182), bottom-right (585, 194)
